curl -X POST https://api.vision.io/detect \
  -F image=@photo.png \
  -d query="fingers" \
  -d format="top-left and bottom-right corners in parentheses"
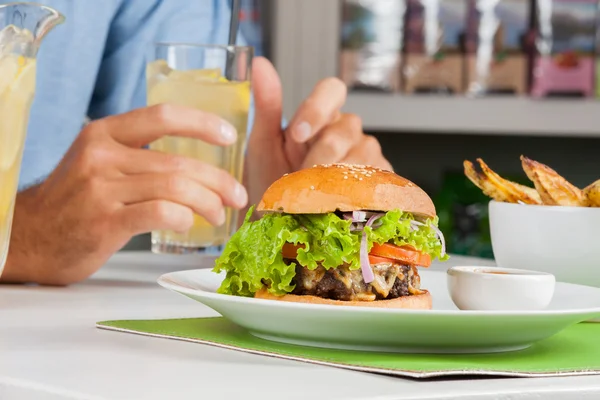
top-left (301, 114), bottom-right (363, 169)
top-left (94, 104), bottom-right (238, 148)
top-left (114, 172), bottom-right (246, 226)
top-left (115, 167), bottom-right (248, 208)
top-left (287, 77), bottom-right (347, 143)
top-left (115, 148), bottom-right (248, 207)
top-left (341, 135), bottom-right (394, 171)
top-left (251, 57), bottom-right (283, 141)
top-left (117, 200), bottom-right (195, 236)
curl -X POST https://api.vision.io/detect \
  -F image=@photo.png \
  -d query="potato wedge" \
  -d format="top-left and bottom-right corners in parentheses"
top-left (520, 156), bottom-right (585, 207)
top-left (583, 180), bottom-right (600, 207)
top-left (476, 159), bottom-right (542, 205)
top-left (464, 160), bottom-right (507, 202)
top-left (463, 159), bottom-right (541, 204)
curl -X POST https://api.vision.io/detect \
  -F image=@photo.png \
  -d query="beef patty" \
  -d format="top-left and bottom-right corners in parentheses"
top-left (288, 261), bottom-right (423, 302)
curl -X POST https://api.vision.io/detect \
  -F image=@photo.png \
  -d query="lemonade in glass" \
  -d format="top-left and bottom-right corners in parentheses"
top-left (0, 51), bottom-right (35, 273)
top-left (0, 3), bottom-right (64, 276)
top-left (147, 44), bottom-right (252, 254)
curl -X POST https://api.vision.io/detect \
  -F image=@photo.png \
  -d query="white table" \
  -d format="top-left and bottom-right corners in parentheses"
top-left (2, 251), bottom-right (600, 400)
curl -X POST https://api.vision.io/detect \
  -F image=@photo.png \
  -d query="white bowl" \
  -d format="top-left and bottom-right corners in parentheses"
top-left (447, 266), bottom-right (556, 311)
top-left (489, 201), bottom-right (600, 288)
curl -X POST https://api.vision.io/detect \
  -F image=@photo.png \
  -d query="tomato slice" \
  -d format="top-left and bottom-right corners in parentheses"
top-left (369, 243), bottom-right (431, 267)
top-left (368, 255), bottom-right (395, 265)
top-left (281, 243), bottom-right (303, 259)
top-left (282, 242), bottom-right (431, 267)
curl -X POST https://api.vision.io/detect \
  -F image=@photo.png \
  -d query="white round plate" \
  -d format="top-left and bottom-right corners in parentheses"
top-left (157, 269), bottom-right (600, 354)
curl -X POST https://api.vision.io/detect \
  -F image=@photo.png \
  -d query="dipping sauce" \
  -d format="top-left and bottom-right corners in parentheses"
top-left (475, 268), bottom-right (533, 275)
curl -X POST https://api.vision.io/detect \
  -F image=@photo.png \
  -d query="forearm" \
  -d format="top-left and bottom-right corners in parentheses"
top-left (0, 183), bottom-right (110, 286)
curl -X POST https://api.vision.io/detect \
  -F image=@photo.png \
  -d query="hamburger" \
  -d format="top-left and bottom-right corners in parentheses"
top-left (213, 163), bottom-right (447, 309)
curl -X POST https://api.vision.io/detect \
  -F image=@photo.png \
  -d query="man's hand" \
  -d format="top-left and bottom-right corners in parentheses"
top-left (2, 105), bottom-right (248, 285)
top-left (245, 57), bottom-right (392, 207)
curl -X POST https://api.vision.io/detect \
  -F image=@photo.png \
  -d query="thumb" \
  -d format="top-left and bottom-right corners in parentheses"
top-left (250, 57), bottom-right (282, 140)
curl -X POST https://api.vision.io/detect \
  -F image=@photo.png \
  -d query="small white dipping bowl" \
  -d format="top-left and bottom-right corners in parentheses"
top-left (489, 201), bottom-right (600, 288)
top-left (447, 266), bottom-right (556, 311)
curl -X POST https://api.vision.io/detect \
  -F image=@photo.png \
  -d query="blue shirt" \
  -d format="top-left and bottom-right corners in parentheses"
top-left (5, 0), bottom-right (258, 188)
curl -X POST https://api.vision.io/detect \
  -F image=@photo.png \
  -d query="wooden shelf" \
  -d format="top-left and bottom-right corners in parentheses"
top-left (342, 93), bottom-right (600, 137)
top-left (269, 2), bottom-right (600, 138)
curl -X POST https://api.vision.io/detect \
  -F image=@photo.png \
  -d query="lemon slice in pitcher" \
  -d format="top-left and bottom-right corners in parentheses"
top-left (10, 56), bottom-right (36, 96)
top-left (0, 54), bottom-right (20, 95)
top-left (0, 55), bottom-right (36, 170)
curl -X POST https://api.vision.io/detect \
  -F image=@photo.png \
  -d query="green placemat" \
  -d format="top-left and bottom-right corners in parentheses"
top-left (97, 317), bottom-right (600, 379)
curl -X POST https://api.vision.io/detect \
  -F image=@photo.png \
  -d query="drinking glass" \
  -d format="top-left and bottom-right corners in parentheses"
top-left (0, 3), bottom-right (64, 275)
top-left (146, 43), bottom-right (252, 254)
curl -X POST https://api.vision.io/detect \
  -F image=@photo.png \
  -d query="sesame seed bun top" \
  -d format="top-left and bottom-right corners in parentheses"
top-left (256, 163), bottom-right (436, 219)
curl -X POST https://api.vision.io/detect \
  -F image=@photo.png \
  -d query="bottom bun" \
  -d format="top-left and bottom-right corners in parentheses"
top-left (254, 288), bottom-right (432, 309)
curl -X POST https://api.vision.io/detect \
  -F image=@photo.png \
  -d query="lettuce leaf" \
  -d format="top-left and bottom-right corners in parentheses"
top-left (368, 209), bottom-right (447, 262)
top-left (212, 206), bottom-right (448, 297)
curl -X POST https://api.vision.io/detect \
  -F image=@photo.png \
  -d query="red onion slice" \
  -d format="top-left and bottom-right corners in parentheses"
top-left (429, 223), bottom-right (447, 257)
top-left (366, 213), bottom-right (384, 227)
top-left (352, 211), bottom-right (367, 222)
top-left (409, 220), bottom-right (425, 231)
top-left (360, 230), bottom-right (374, 283)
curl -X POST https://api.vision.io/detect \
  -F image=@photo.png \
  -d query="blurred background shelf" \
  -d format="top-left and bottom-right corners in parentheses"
top-left (268, 1), bottom-right (600, 137)
top-left (343, 95), bottom-right (600, 136)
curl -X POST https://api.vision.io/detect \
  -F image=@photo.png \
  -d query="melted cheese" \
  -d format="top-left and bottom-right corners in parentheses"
top-left (301, 267), bottom-right (325, 290)
top-left (332, 268), bottom-right (352, 289)
top-left (407, 266), bottom-right (424, 295)
top-left (370, 263), bottom-right (399, 298)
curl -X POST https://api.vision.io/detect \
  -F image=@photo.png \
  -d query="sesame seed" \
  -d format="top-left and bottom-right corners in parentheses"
top-left (344, 176), bottom-right (348, 179)
top-left (359, 177), bottom-right (363, 181)
top-left (283, 173), bottom-right (288, 176)
top-left (313, 164), bottom-right (317, 168)
top-left (310, 185), bottom-right (315, 190)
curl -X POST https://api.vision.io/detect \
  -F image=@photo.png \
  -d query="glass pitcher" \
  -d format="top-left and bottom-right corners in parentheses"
top-left (0, 3), bottom-right (64, 276)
